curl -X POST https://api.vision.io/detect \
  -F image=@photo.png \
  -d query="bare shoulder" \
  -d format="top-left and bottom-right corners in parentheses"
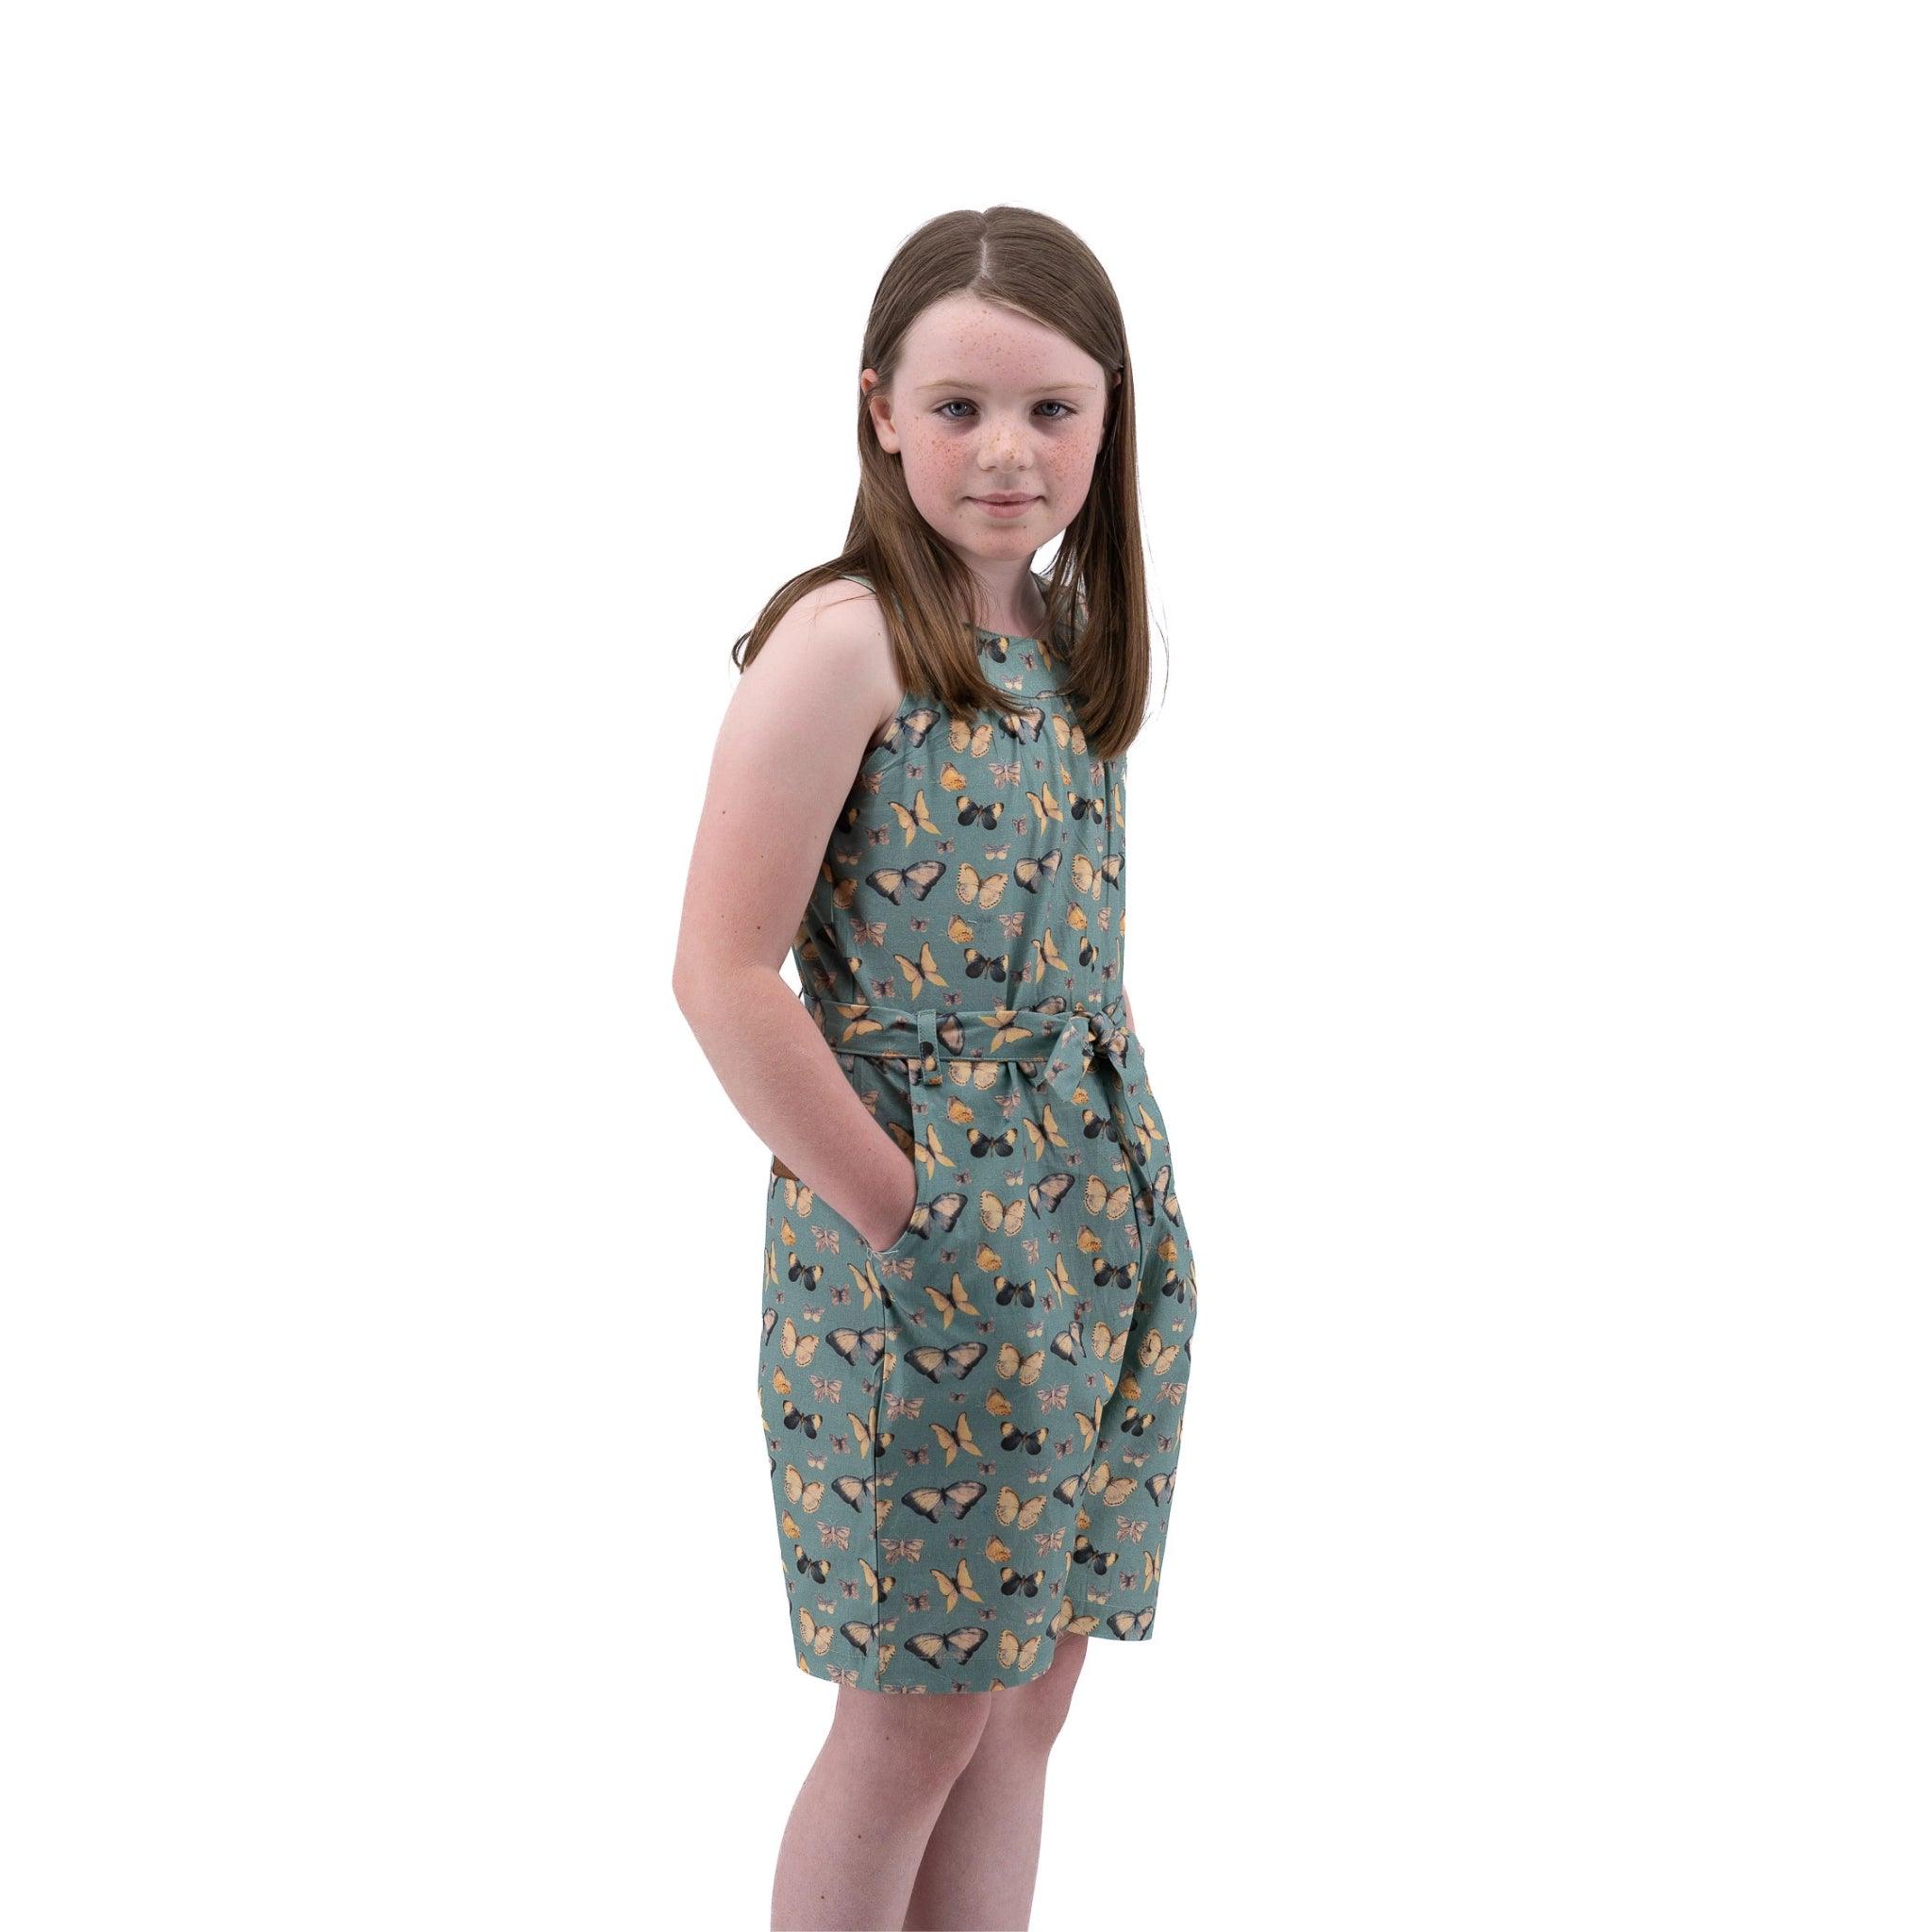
top-left (755, 575), bottom-right (904, 754)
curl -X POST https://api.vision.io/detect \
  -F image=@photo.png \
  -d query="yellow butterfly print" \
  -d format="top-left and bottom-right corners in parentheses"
top-left (890, 790), bottom-right (940, 842)
top-left (1139, 1330), bottom-right (1181, 1374)
top-left (797, 1607), bottom-right (835, 1656)
top-left (957, 863), bottom-right (1008, 908)
top-left (784, 1464), bottom-right (826, 1513)
top-left (848, 1410), bottom-right (894, 1457)
top-left (1091, 1322), bottom-right (1130, 1363)
top-left (1084, 1174), bottom-right (1133, 1221)
top-left (990, 998), bottom-right (1039, 1037)
top-left (1025, 782), bottom-right (1064, 824)
top-left (859, 1557), bottom-right (894, 1604)
top-left (998, 1630), bottom-right (1042, 1671)
top-left (904, 1120), bottom-right (947, 1181)
top-left (1021, 1108), bottom-right (1057, 1158)
top-left (1070, 851), bottom-right (1124, 897)
top-left (948, 717), bottom-right (995, 759)
top-left (1051, 1599), bottom-right (1101, 1638)
top-left (979, 1190), bottom-right (1027, 1236)
top-left (895, 941), bottom-right (947, 996)
top-left (931, 1558), bottom-right (982, 1610)
top-left (995, 1487), bottom-right (1047, 1529)
top-left (932, 1413), bottom-right (980, 1463)
top-left (997, 1341), bottom-right (1045, 1385)
top-left (1085, 1461), bottom-right (1138, 1507)
top-left (824, 1001), bottom-right (889, 1045)
top-left (845, 1256), bottom-right (888, 1309)
top-left (924, 1274), bottom-right (979, 1327)
top-left (779, 1317), bottom-right (819, 1366)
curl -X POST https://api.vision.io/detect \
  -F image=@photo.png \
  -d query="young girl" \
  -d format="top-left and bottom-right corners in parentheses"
top-left (674, 207), bottom-right (1198, 1931)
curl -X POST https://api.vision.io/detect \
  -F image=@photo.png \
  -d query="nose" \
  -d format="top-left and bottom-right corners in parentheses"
top-left (980, 424), bottom-right (1033, 468)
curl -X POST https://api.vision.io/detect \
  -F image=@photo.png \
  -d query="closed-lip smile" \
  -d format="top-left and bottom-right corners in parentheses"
top-left (972, 492), bottom-right (1039, 505)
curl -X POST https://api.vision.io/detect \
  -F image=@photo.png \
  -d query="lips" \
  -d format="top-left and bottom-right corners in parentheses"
top-left (972, 494), bottom-right (1039, 506)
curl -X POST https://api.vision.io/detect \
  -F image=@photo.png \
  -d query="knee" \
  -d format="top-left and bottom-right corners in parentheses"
top-left (830, 1690), bottom-right (993, 1796)
top-left (989, 1633), bottom-right (1087, 1754)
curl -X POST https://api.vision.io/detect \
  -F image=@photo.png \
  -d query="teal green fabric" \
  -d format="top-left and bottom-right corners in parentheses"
top-left (758, 574), bottom-right (1197, 1691)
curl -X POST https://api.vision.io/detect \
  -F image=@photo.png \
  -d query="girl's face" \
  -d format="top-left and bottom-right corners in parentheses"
top-left (862, 292), bottom-right (1112, 581)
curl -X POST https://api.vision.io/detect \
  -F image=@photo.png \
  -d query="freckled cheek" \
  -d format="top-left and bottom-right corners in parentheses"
top-left (1041, 445), bottom-right (1091, 500)
top-left (905, 431), bottom-right (972, 487)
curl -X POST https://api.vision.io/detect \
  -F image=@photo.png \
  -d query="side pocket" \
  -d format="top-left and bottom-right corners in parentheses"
top-left (867, 1148), bottom-right (929, 1260)
top-left (867, 1052), bottom-right (933, 1261)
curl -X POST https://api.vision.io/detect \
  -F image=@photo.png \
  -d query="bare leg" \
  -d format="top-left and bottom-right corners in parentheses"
top-left (901, 1634), bottom-right (1090, 1931)
top-left (772, 1686), bottom-right (993, 1931)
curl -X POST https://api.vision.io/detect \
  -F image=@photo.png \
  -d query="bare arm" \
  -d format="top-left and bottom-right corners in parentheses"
top-left (671, 585), bottom-right (918, 1254)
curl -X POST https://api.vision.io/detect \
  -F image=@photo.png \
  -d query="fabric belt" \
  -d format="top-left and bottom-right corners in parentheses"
top-left (802, 990), bottom-right (1137, 1125)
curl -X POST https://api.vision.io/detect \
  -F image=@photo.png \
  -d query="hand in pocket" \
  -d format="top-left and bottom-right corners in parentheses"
top-left (868, 1154), bottom-right (923, 1259)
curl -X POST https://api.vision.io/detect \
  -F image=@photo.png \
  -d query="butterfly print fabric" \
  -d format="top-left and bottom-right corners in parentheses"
top-left (757, 575), bottom-right (1198, 1691)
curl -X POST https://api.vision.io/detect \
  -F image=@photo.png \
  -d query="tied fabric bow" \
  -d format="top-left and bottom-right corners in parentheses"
top-left (1033, 1008), bottom-right (1132, 1117)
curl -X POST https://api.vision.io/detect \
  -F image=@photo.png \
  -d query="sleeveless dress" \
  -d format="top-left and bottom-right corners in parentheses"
top-left (756, 574), bottom-right (1198, 1690)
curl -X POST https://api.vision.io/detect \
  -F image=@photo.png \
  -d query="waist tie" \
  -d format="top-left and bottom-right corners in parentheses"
top-left (803, 991), bottom-right (1136, 1124)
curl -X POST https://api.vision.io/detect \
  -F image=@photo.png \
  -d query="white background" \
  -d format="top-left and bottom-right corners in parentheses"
top-left (5, 4), bottom-right (1927, 1927)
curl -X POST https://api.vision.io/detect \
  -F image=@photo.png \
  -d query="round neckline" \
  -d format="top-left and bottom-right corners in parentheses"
top-left (975, 624), bottom-right (1042, 644)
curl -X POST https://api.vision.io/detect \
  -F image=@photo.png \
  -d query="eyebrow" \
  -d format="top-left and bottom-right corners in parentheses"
top-left (913, 379), bottom-right (1098, 395)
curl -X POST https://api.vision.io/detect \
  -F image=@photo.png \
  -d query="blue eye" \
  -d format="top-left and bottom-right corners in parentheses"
top-left (937, 400), bottom-right (1074, 421)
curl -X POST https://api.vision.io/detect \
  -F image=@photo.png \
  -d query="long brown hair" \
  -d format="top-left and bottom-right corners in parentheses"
top-left (730, 207), bottom-right (1157, 763)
